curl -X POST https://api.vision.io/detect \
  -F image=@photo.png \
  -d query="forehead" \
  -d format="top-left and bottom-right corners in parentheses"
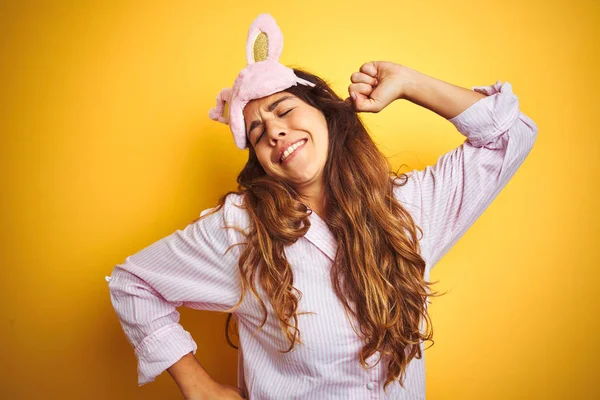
top-left (243, 91), bottom-right (293, 116)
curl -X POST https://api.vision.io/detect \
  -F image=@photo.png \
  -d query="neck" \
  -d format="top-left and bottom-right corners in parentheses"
top-left (297, 181), bottom-right (327, 221)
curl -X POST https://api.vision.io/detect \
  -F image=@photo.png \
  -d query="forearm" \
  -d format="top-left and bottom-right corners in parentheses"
top-left (400, 65), bottom-right (487, 120)
top-left (167, 352), bottom-right (218, 400)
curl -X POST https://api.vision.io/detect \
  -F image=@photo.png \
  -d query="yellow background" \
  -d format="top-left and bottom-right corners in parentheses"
top-left (1, 0), bottom-right (598, 399)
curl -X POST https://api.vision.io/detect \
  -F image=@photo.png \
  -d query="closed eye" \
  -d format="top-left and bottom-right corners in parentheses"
top-left (255, 109), bottom-right (294, 144)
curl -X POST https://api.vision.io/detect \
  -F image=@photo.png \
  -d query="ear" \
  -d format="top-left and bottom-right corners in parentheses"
top-left (208, 87), bottom-right (233, 124)
top-left (245, 13), bottom-right (284, 64)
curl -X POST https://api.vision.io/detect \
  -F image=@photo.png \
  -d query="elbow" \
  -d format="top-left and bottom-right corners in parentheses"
top-left (504, 111), bottom-right (538, 170)
top-left (519, 111), bottom-right (539, 148)
top-left (105, 265), bottom-right (137, 317)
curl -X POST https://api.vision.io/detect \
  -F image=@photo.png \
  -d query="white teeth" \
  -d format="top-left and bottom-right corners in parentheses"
top-left (281, 140), bottom-right (306, 162)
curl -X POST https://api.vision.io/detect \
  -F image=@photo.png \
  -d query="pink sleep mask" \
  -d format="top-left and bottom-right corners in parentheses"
top-left (208, 13), bottom-right (316, 150)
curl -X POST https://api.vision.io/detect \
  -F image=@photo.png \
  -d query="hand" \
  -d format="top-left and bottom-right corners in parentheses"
top-left (346, 61), bottom-right (413, 113)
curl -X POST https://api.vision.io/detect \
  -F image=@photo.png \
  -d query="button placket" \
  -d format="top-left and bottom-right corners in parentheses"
top-left (366, 352), bottom-right (381, 399)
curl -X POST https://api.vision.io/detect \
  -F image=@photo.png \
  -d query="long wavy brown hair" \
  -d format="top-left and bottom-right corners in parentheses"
top-left (193, 67), bottom-right (444, 393)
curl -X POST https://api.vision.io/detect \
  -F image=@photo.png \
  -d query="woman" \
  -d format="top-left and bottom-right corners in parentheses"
top-left (106, 14), bottom-right (538, 400)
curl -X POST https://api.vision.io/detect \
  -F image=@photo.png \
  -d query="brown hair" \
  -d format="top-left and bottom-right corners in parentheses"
top-left (194, 67), bottom-right (444, 393)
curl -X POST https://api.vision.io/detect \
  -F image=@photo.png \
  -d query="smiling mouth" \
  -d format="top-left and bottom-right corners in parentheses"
top-left (280, 139), bottom-right (307, 163)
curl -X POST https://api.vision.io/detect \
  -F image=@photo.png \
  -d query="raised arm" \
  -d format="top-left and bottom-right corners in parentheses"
top-left (393, 70), bottom-right (538, 270)
top-left (347, 61), bottom-right (538, 271)
top-left (346, 61), bottom-right (487, 117)
top-left (400, 65), bottom-right (488, 119)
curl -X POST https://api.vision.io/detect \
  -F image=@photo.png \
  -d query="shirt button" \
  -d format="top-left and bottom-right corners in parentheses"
top-left (367, 382), bottom-right (374, 390)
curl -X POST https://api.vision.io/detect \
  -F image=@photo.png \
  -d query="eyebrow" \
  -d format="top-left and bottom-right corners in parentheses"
top-left (246, 95), bottom-right (295, 140)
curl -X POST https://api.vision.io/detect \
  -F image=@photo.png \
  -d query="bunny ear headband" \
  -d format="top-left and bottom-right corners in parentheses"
top-left (208, 13), bottom-right (316, 150)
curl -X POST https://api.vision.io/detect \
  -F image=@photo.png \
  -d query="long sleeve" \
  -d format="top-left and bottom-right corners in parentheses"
top-left (394, 81), bottom-right (538, 270)
top-left (106, 193), bottom-right (246, 386)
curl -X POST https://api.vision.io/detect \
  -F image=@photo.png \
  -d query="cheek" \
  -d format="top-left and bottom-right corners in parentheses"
top-left (316, 125), bottom-right (329, 153)
top-left (318, 137), bottom-right (329, 160)
top-left (256, 149), bottom-right (278, 174)
top-left (300, 112), bottom-right (328, 141)
top-left (257, 150), bottom-right (270, 167)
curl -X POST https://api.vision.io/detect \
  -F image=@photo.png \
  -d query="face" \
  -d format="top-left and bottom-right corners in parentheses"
top-left (243, 91), bottom-right (329, 190)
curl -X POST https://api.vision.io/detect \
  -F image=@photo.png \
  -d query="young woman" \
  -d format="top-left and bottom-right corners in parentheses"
top-left (106, 14), bottom-right (538, 400)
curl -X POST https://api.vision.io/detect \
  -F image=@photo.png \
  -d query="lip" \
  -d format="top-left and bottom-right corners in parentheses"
top-left (278, 139), bottom-right (307, 164)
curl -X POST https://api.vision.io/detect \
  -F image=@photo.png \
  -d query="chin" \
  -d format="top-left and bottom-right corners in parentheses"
top-left (288, 170), bottom-right (321, 186)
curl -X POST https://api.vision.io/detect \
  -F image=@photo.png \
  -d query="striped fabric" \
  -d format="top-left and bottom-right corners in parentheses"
top-left (106, 81), bottom-right (538, 399)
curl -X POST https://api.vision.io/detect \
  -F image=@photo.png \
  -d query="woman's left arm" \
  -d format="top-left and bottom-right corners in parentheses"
top-left (396, 73), bottom-right (539, 270)
top-left (399, 65), bottom-right (488, 119)
top-left (348, 61), bottom-right (539, 271)
top-left (347, 61), bottom-right (488, 118)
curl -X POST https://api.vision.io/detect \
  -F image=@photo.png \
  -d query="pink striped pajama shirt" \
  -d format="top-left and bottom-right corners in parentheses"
top-left (106, 80), bottom-right (538, 399)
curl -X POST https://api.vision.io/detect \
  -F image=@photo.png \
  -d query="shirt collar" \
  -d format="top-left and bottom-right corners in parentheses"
top-left (303, 210), bottom-right (337, 261)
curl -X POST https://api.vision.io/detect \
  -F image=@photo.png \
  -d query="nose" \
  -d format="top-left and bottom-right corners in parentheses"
top-left (265, 119), bottom-right (287, 145)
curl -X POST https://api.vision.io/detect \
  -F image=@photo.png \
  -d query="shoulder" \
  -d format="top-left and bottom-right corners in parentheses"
top-left (390, 172), bottom-right (424, 226)
top-left (223, 192), bottom-right (249, 221)
top-left (194, 192), bottom-right (251, 257)
top-left (390, 172), bottom-right (418, 204)
top-left (199, 192), bottom-right (251, 233)
top-left (224, 192), bottom-right (246, 210)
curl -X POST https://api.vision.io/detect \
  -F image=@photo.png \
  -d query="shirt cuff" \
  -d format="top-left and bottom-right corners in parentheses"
top-left (448, 80), bottom-right (521, 147)
top-left (134, 323), bottom-right (198, 386)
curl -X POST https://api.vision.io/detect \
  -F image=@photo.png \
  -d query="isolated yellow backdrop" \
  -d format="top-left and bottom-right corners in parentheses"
top-left (1, 0), bottom-right (598, 399)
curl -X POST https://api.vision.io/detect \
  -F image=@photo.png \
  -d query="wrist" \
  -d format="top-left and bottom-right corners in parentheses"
top-left (396, 65), bottom-right (421, 101)
top-left (168, 352), bottom-right (219, 400)
top-left (183, 381), bottom-right (220, 400)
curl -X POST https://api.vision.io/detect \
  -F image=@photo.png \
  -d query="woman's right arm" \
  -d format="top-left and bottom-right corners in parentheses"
top-left (168, 352), bottom-right (246, 399)
top-left (168, 352), bottom-right (218, 399)
top-left (106, 194), bottom-right (248, 396)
